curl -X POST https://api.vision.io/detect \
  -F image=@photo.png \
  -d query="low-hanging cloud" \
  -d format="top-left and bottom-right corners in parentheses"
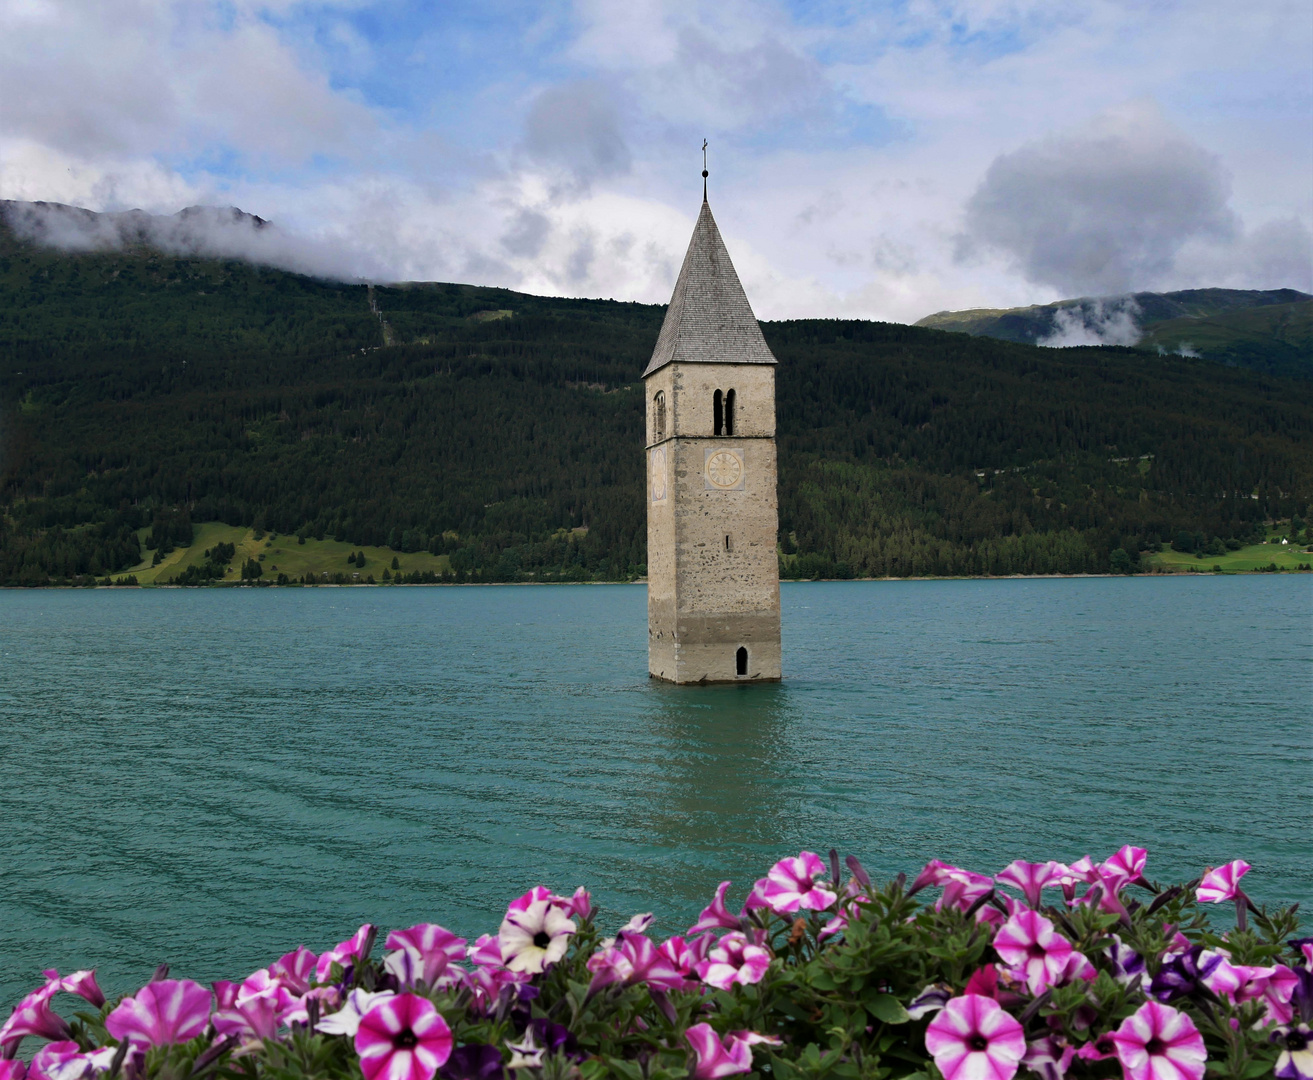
top-left (958, 103), bottom-right (1238, 296)
top-left (0, 200), bottom-right (390, 281)
top-left (1037, 297), bottom-right (1143, 348)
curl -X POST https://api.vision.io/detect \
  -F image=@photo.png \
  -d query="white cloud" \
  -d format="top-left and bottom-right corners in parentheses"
top-left (0, 0), bottom-right (1308, 322)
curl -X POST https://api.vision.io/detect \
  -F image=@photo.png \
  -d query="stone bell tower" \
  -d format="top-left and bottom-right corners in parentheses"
top-left (644, 174), bottom-right (781, 683)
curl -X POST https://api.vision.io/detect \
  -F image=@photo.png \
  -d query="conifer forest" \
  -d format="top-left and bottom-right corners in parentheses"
top-left (1, 222), bottom-right (1310, 585)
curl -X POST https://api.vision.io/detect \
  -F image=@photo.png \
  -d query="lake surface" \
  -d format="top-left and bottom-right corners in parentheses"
top-left (1, 577), bottom-right (1309, 1006)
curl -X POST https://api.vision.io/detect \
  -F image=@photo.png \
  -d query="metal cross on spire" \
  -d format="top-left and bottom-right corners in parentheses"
top-left (702, 139), bottom-right (709, 200)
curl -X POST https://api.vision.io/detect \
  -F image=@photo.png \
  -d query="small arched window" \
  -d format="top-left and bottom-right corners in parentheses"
top-left (713, 389), bottom-right (723, 436)
top-left (653, 391), bottom-right (666, 441)
top-left (736, 646), bottom-right (748, 676)
top-left (724, 389), bottom-right (735, 436)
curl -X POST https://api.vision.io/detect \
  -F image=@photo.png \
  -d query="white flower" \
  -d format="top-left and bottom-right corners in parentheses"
top-left (315, 988), bottom-right (395, 1037)
top-left (498, 898), bottom-right (576, 974)
top-left (507, 1028), bottom-right (545, 1070)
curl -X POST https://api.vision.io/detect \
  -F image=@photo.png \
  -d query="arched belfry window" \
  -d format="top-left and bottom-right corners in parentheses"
top-left (713, 389), bottom-right (723, 436)
top-left (724, 389), bottom-right (735, 436)
top-left (653, 391), bottom-right (666, 441)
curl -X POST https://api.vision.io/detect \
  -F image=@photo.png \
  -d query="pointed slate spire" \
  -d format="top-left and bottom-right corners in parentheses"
top-left (642, 197), bottom-right (777, 378)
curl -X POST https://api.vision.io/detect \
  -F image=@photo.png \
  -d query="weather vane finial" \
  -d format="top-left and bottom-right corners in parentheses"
top-left (702, 139), bottom-right (709, 200)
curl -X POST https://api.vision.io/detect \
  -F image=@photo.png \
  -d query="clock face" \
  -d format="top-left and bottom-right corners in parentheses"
top-left (705, 448), bottom-right (744, 490)
top-left (650, 446), bottom-right (667, 503)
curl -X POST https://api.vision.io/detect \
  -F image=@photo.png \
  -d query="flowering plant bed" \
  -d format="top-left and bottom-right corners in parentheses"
top-left (2, 849), bottom-right (1307, 1080)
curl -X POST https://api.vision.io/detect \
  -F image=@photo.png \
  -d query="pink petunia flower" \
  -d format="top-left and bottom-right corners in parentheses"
top-left (27, 1039), bottom-right (108, 1080)
top-left (995, 861), bottom-right (1068, 909)
top-left (0, 981), bottom-right (71, 1051)
top-left (314, 924), bottom-right (375, 983)
top-left (268, 947), bottom-right (318, 995)
top-left (467, 934), bottom-right (505, 968)
top-left (1109, 1001), bottom-right (1206, 1080)
top-left (105, 979), bottom-right (213, 1047)
top-left (354, 993), bottom-right (452, 1080)
top-left (0, 1064), bottom-right (24, 1080)
top-left (695, 932), bottom-right (771, 991)
top-left (661, 933), bottom-right (715, 973)
top-left (684, 1023), bottom-right (753, 1080)
top-left (384, 924), bottom-right (467, 990)
top-left (924, 994), bottom-right (1026, 1080)
top-left (761, 852), bottom-right (838, 914)
top-left (992, 910), bottom-right (1078, 995)
top-left (212, 969), bottom-right (298, 1045)
top-left (498, 894), bottom-right (576, 974)
top-left (1099, 846), bottom-right (1149, 892)
top-left (42, 969), bottom-right (106, 1010)
top-left (1196, 860), bottom-right (1251, 904)
top-left (563, 887), bottom-right (594, 921)
top-left (689, 882), bottom-right (742, 934)
top-left (584, 943), bottom-right (635, 991)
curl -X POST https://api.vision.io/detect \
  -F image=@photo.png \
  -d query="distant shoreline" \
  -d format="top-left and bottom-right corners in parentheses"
top-left (6, 568), bottom-right (1311, 591)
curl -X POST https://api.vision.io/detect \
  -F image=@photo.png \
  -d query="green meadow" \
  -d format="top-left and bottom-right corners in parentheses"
top-left (1144, 537), bottom-right (1313, 574)
top-left (126, 522), bottom-right (451, 585)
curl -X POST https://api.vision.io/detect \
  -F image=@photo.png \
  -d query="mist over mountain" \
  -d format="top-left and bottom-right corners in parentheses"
top-left (917, 289), bottom-right (1312, 378)
top-left (0, 200), bottom-right (389, 282)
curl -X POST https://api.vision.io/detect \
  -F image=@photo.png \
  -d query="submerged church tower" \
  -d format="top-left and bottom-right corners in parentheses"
top-left (644, 175), bottom-right (782, 683)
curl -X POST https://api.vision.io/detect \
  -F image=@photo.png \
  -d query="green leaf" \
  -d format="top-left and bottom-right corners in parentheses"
top-left (864, 994), bottom-right (910, 1025)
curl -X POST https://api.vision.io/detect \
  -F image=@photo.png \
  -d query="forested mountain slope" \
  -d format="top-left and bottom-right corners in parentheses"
top-left (916, 288), bottom-right (1312, 378)
top-left (1, 212), bottom-right (1310, 585)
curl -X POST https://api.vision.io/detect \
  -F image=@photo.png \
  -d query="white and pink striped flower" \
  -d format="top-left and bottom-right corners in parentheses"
top-left (992, 910), bottom-right (1079, 995)
top-left (383, 923), bottom-right (467, 990)
top-left (684, 1024), bottom-right (759, 1080)
top-left (995, 861), bottom-right (1068, 909)
top-left (314, 924), bottom-right (376, 983)
top-left (354, 993), bottom-right (452, 1080)
top-left (1109, 1001), bottom-right (1206, 1080)
top-left (924, 994), bottom-right (1026, 1080)
top-left (1197, 860), bottom-right (1251, 904)
top-left (761, 852), bottom-right (838, 914)
top-left (689, 882), bottom-right (742, 934)
top-left (105, 979), bottom-right (213, 1047)
top-left (695, 932), bottom-right (771, 991)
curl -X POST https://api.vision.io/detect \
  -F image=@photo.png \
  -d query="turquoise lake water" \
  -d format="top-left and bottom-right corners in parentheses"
top-left (1, 577), bottom-right (1310, 1006)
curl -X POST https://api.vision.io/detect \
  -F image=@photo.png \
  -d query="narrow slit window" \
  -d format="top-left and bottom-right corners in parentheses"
top-left (713, 389), bottom-right (723, 436)
top-left (724, 389), bottom-right (735, 436)
top-left (724, 534), bottom-right (732, 552)
top-left (653, 391), bottom-right (666, 441)
top-left (735, 646), bottom-right (748, 676)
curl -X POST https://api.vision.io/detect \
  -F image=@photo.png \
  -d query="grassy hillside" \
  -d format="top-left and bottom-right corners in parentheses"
top-left (2, 209), bottom-right (1312, 585)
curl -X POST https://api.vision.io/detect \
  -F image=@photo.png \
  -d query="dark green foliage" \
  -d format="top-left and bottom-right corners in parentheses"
top-left (1, 224), bottom-right (1310, 586)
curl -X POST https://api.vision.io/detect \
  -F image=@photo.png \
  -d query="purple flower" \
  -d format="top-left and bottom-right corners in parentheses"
top-left (689, 882), bottom-right (741, 934)
top-left (992, 910), bottom-right (1077, 994)
top-left (1109, 1001), bottom-right (1206, 1080)
top-left (0, 1062), bottom-right (25, 1080)
top-left (1273, 1023), bottom-right (1313, 1080)
top-left (684, 1024), bottom-right (753, 1080)
top-left (695, 932), bottom-right (771, 991)
top-left (995, 861), bottom-right (1068, 909)
top-left (0, 981), bottom-right (71, 1052)
top-left (907, 983), bottom-right (953, 1020)
top-left (1149, 946), bottom-right (1226, 1003)
top-left (1107, 935), bottom-right (1147, 987)
top-left (439, 1044), bottom-right (504, 1080)
top-left (761, 852), bottom-right (838, 914)
top-left (105, 979), bottom-right (213, 1047)
top-left (1020, 1036), bottom-right (1075, 1080)
top-left (355, 994), bottom-right (452, 1080)
top-left (924, 995), bottom-right (1026, 1080)
top-left (314, 924), bottom-right (375, 983)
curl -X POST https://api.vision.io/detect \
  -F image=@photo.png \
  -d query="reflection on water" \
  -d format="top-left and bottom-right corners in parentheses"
top-left (0, 577), bottom-right (1308, 1005)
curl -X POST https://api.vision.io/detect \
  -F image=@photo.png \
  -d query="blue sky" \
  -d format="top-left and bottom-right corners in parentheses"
top-left (1, 0), bottom-right (1309, 324)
